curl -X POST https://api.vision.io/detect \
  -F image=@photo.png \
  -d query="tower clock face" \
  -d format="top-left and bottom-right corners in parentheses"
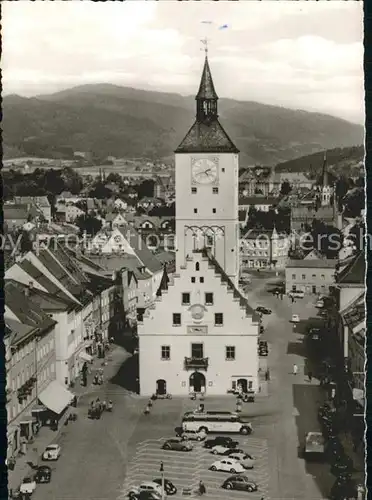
top-left (191, 158), bottom-right (218, 185)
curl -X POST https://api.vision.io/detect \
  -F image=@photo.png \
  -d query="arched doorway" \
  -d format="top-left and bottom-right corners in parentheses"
top-left (156, 379), bottom-right (167, 396)
top-left (189, 372), bottom-right (206, 393)
top-left (237, 378), bottom-right (248, 393)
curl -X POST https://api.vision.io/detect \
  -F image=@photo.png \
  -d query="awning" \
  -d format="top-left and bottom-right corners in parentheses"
top-left (38, 380), bottom-right (75, 415)
top-left (353, 388), bottom-right (365, 406)
top-left (79, 351), bottom-right (93, 363)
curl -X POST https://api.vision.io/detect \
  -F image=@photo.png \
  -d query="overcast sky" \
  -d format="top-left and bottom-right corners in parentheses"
top-left (3, 2), bottom-right (364, 124)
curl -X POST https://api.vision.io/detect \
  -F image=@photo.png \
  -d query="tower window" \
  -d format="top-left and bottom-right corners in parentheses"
top-left (200, 277), bottom-right (204, 283)
top-left (191, 187), bottom-right (197, 194)
top-left (212, 208), bottom-right (216, 213)
top-left (194, 208), bottom-right (198, 214)
top-left (213, 187), bottom-right (219, 194)
top-left (191, 277), bottom-right (196, 283)
top-left (205, 293), bottom-right (214, 305)
top-left (161, 346), bottom-right (171, 360)
top-left (221, 168), bottom-right (225, 173)
top-left (172, 313), bottom-right (181, 326)
top-left (182, 293), bottom-right (191, 305)
top-left (215, 313), bottom-right (224, 326)
top-left (195, 262), bottom-right (200, 271)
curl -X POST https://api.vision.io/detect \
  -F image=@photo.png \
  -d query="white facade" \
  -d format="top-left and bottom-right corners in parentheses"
top-left (175, 153), bottom-right (240, 285)
top-left (138, 254), bottom-right (259, 396)
top-left (65, 204), bottom-right (85, 223)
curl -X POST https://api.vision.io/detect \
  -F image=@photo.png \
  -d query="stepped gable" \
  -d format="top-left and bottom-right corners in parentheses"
top-left (197, 248), bottom-right (259, 321)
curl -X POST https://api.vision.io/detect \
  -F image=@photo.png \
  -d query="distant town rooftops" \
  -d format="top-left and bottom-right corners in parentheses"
top-left (286, 259), bottom-right (337, 269)
top-left (238, 196), bottom-right (277, 206)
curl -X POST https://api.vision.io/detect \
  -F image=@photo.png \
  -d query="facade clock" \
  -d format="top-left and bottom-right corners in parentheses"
top-left (191, 158), bottom-right (218, 185)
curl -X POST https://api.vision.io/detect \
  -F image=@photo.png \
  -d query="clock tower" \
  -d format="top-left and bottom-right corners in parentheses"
top-left (175, 51), bottom-right (240, 284)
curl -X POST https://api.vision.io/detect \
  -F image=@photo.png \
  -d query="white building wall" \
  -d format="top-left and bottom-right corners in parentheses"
top-left (138, 255), bottom-right (259, 396)
top-left (175, 153), bottom-right (239, 283)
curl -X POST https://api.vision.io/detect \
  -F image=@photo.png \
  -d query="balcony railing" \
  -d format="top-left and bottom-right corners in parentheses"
top-left (184, 357), bottom-right (209, 370)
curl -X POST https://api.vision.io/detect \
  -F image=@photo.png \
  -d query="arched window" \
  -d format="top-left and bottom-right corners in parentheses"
top-left (195, 262), bottom-right (200, 271)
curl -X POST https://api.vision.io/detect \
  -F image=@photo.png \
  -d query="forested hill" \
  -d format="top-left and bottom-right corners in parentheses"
top-left (3, 83), bottom-right (364, 165)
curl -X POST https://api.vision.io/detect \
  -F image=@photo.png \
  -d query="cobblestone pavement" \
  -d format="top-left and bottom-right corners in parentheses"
top-left (119, 436), bottom-right (269, 500)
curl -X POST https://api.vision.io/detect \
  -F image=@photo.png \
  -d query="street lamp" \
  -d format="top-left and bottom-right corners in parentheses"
top-left (160, 461), bottom-right (164, 500)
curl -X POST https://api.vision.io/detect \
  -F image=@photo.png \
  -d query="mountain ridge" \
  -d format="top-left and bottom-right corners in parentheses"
top-left (3, 83), bottom-right (364, 165)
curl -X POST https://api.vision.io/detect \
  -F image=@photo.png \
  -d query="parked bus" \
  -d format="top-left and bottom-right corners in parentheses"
top-left (182, 411), bottom-right (253, 435)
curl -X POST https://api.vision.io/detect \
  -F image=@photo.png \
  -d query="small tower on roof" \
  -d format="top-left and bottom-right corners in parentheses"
top-left (175, 40), bottom-right (238, 154)
top-left (320, 152), bottom-right (333, 206)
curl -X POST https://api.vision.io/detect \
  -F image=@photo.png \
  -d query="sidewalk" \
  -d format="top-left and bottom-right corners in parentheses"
top-left (8, 344), bottom-right (128, 495)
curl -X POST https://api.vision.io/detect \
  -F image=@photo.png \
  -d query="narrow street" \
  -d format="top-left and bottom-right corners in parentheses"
top-left (27, 274), bottom-right (336, 500)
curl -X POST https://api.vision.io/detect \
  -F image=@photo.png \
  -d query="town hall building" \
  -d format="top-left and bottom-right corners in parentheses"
top-left (138, 49), bottom-right (260, 397)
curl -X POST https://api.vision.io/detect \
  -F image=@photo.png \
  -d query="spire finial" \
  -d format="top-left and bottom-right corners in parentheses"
top-left (200, 38), bottom-right (209, 56)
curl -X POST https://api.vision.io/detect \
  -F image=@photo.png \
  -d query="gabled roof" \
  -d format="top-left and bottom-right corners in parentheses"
top-left (5, 280), bottom-right (57, 334)
top-left (14, 259), bottom-right (75, 304)
top-left (337, 251), bottom-right (365, 285)
top-left (118, 226), bottom-right (163, 274)
top-left (239, 196), bottom-right (277, 206)
top-left (286, 259), bottom-right (337, 269)
top-left (198, 248), bottom-right (257, 320)
top-left (4, 205), bottom-right (31, 220)
top-left (5, 318), bottom-right (36, 346)
top-left (175, 120), bottom-right (239, 154)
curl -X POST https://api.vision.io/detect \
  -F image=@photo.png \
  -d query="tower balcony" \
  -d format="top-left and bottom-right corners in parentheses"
top-left (184, 357), bottom-right (209, 370)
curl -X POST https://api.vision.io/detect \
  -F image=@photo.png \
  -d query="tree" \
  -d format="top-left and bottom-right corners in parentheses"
top-left (335, 176), bottom-right (350, 210)
top-left (106, 173), bottom-right (122, 185)
top-left (354, 176), bottom-right (365, 189)
top-left (137, 179), bottom-right (155, 199)
top-left (89, 182), bottom-right (113, 199)
top-left (310, 219), bottom-right (343, 259)
top-left (343, 188), bottom-right (365, 217)
top-left (75, 214), bottom-right (102, 236)
top-left (280, 181), bottom-right (291, 196)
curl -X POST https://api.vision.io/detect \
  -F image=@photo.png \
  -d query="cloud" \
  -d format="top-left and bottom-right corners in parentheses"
top-left (2, 2), bottom-right (364, 123)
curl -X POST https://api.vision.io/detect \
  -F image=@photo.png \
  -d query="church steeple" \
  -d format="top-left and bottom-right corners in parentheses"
top-left (321, 152), bottom-right (329, 188)
top-left (175, 45), bottom-right (238, 154)
top-left (196, 53), bottom-right (219, 122)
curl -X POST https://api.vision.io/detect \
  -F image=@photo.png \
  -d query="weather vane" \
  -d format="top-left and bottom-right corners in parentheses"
top-left (200, 37), bottom-right (209, 55)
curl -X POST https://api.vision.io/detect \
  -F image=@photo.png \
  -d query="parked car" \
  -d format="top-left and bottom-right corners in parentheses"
top-left (289, 290), bottom-right (305, 299)
top-left (42, 444), bottom-right (61, 461)
top-left (255, 306), bottom-right (272, 315)
top-left (180, 429), bottom-right (207, 441)
top-left (221, 475), bottom-right (258, 492)
top-left (204, 437), bottom-right (239, 449)
top-left (211, 445), bottom-right (242, 456)
top-left (128, 482), bottom-right (165, 499)
top-left (291, 314), bottom-right (300, 323)
top-left (162, 438), bottom-right (193, 452)
top-left (316, 300), bottom-right (324, 308)
top-left (152, 479), bottom-right (177, 495)
top-left (34, 465), bottom-right (52, 484)
top-left (20, 477), bottom-right (37, 495)
top-left (209, 458), bottom-right (245, 474)
top-left (228, 452), bottom-right (254, 469)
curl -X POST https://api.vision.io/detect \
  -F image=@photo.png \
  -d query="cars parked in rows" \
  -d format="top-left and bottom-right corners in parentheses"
top-left (209, 458), bottom-right (245, 474)
top-left (221, 475), bottom-right (258, 492)
top-left (228, 452), bottom-right (254, 469)
top-left (204, 436), bottom-right (239, 449)
top-left (255, 306), bottom-right (272, 315)
top-left (128, 482), bottom-right (166, 499)
top-left (162, 438), bottom-right (193, 452)
top-left (211, 445), bottom-right (244, 456)
top-left (180, 429), bottom-right (207, 441)
top-left (152, 479), bottom-right (177, 495)
top-left (42, 444), bottom-right (61, 461)
top-left (34, 465), bottom-right (52, 484)
top-left (258, 340), bottom-right (268, 356)
top-left (20, 477), bottom-right (37, 495)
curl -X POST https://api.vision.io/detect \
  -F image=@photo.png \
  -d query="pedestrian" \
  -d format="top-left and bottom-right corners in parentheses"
top-left (293, 364), bottom-right (298, 375)
top-left (198, 480), bottom-right (206, 496)
top-left (308, 371), bottom-right (313, 382)
top-left (291, 296), bottom-right (294, 303)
